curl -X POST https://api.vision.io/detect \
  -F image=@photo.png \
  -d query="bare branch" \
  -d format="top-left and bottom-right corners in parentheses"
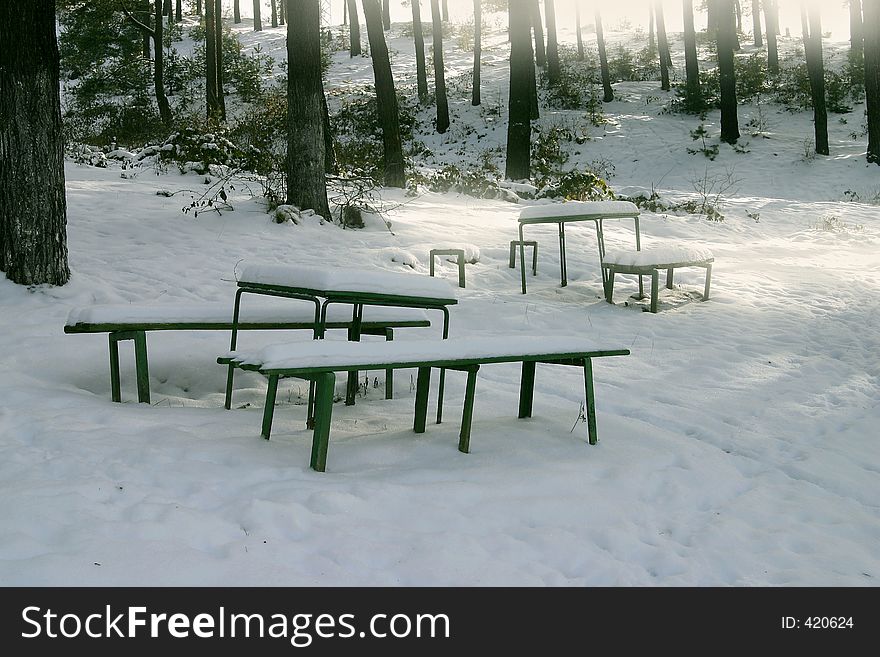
top-left (119, 2), bottom-right (155, 36)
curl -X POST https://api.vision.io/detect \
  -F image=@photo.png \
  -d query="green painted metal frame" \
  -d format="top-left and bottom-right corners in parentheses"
top-left (517, 213), bottom-right (643, 297)
top-left (509, 240), bottom-right (538, 276)
top-left (429, 248), bottom-right (467, 288)
top-left (602, 259), bottom-right (713, 314)
top-left (221, 347), bottom-right (629, 472)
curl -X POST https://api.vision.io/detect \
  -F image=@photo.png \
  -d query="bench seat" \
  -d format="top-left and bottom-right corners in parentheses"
top-left (219, 335), bottom-right (630, 472)
top-left (65, 301), bottom-right (431, 403)
top-left (602, 245), bottom-right (714, 313)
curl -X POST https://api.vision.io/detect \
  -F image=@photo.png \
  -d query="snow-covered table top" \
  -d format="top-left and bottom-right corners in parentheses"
top-left (223, 335), bottom-right (630, 372)
top-left (602, 244), bottom-right (714, 268)
top-left (66, 301), bottom-right (430, 328)
top-left (519, 201), bottom-right (640, 224)
top-left (239, 264), bottom-right (458, 303)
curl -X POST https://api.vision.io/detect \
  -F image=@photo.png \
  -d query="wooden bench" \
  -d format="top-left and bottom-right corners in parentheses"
top-left (65, 301), bottom-right (431, 403)
top-left (219, 336), bottom-right (629, 472)
top-left (602, 245), bottom-right (714, 313)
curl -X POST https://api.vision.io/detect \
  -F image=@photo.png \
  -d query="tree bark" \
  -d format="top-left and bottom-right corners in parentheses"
top-left (531, 0), bottom-right (545, 68)
top-left (864, 0), bottom-right (880, 162)
top-left (596, 10), bottom-right (614, 102)
top-left (151, 0), bottom-right (172, 125)
top-left (683, 0), bottom-right (701, 109)
top-left (206, 0), bottom-right (220, 120)
top-left (287, 0), bottom-right (330, 216)
top-left (442, 0), bottom-right (448, 22)
top-left (347, 0), bottom-right (361, 56)
top-left (279, 0), bottom-right (285, 25)
top-left (649, 6), bottom-right (656, 50)
top-left (717, 0), bottom-right (740, 144)
top-left (271, 0), bottom-right (278, 28)
top-left (472, 0), bottom-right (481, 106)
top-left (575, 1), bottom-right (584, 61)
top-left (215, 0), bottom-right (225, 119)
top-left (234, 0), bottom-right (241, 23)
top-left (544, 0), bottom-right (560, 84)
top-left (851, 0), bottom-right (864, 61)
top-left (430, 0), bottom-right (449, 133)
top-left (0, 0), bottom-right (70, 286)
top-left (383, 0), bottom-right (391, 30)
top-left (752, 0), bottom-right (762, 47)
top-left (803, 2), bottom-right (829, 155)
top-left (506, 0), bottom-right (531, 180)
top-left (175, 0), bottom-right (182, 22)
top-left (321, 91), bottom-right (336, 174)
top-left (197, 0), bottom-right (202, 16)
top-left (655, 1), bottom-right (670, 91)
top-left (765, 0), bottom-right (779, 73)
top-left (253, 0), bottom-right (262, 31)
top-left (363, 0), bottom-right (405, 187)
top-left (411, 0), bottom-right (428, 102)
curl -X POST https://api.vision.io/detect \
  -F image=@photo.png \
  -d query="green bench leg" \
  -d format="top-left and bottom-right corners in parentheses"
top-left (667, 267), bottom-right (674, 289)
top-left (704, 263), bottom-right (712, 300)
top-left (385, 328), bottom-right (394, 400)
top-left (518, 361), bottom-right (536, 418)
top-left (310, 372), bottom-right (336, 472)
top-left (458, 366), bottom-right (480, 454)
top-left (604, 267), bottom-right (616, 304)
top-left (261, 374), bottom-right (279, 440)
top-left (519, 225), bottom-right (528, 294)
top-left (583, 358), bottom-right (598, 445)
top-left (457, 252), bottom-right (466, 289)
top-left (650, 270), bottom-right (659, 314)
top-left (109, 334), bottom-right (122, 403)
top-left (133, 331), bottom-right (150, 404)
top-left (345, 304), bottom-right (363, 406)
top-left (224, 365), bottom-right (236, 410)
top-left (414, 367), bottom-right (431, 434)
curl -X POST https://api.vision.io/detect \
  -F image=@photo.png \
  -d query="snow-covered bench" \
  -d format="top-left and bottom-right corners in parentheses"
top-left (65, 301), bottom-right (431, 404)
top-left (601, 245), bottom-right (714, 313)
top-left (218, 335), bottom-right (630, 472)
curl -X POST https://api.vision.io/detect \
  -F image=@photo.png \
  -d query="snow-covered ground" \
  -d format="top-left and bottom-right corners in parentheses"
top-left (2, 12), bottom-right (879, 586)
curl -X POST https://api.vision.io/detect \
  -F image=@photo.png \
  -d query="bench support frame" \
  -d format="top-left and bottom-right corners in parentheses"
top-left (603, 261), bottom-right (713, 313)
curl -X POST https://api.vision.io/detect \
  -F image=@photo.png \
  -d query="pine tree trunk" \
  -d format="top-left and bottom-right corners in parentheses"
top-left (321, 91), bottom-right (336, 174)
top-left (197, 0), bottom-right (202, 16)
top-left (765, 0), bottom-right (779, 73)
top-left (683, 0), bottom-right (701, 110)
top-left (528, 47), bottom-right (539, 119)
top-left (596, 10), bottom-right (614, 103)
top-left (215, 0), bottom-right (225, 119)
top-left (735, 0), bottom-right (742, 31)
top-left (717, 0), bottom-right (740, 144)
top-left (363, 0), bottom-right (405, 187)
top-left (383, 0), bottom-right (391, 30)
top-left (347, 0), bottom-right (361, 56)
top-left (234, 0), bottom-right (241, 23)
top-left (545, 0), bottom-right (560, 84)
top-left (472, 0), bottom-right (481, 105)
top-left (0, 0), bottom-right (70, 286)
top-left (411, 1), bottom-right (428, 102)
top-left (506, 0), bottom-right (531, 180)
top-left (206, 0), bottom-right (220, 119)
top-left (287, 0), bottom-right (330, 216)
top-left (279, 0), bottom-right (285, 25)
top-left (864, 0), bottom-right (880, 162)
top-left (253, 0), bottom-right (262, 31)
top-left (430, 0), bottom-right (450, 133)
top-left (649, 7), bottom-right (655, 51)
top-left (656, 2), bottom-right (670, 91)
top-left (752, 0), bottom-right (762, 47)
top-left (152, 0), bottom-right (172, 125)
top-left (803, 4), bottom-right (829, 155)
top-left (175, 0), bottom-right (181, 21)
top-left (531, 0), bottom-right (545, 68)
top-left (271, 0), bottom-right (278, 28)
top-left (575, 2), bottom-right (584, 60)
top-left (851, 0), bottom-right (864, 61)
top-left (164, 0), bottom-right (172, 17)
top-left (442, 0), bottom-right (448, 22)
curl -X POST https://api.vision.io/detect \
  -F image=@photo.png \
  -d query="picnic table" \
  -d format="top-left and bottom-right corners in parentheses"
top-left (516, 200), bottom-right (643, 295)
top-left (227, 263), bottom-right (458, 424)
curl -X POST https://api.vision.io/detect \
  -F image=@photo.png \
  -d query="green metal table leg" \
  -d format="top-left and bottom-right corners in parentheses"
top-left (666, 267), bottom-right (675, 289)
top-left (414, 366), bottom-right (431, 434)
top-left (310, 372), bottom-right (336, 472)
top-left (261, 374), bottom-right (279, 440)
top-left (604, 267), bottom-right (616, 304)
top-left (458, 366), bottom-right (480, 453)
top-left (650, 270), bottom-right (659, 313)
top-left (457, 252), bottom-right (466, 288)
top-left (635, 216), bottom-right (645, 298)
top-left (704, 263), bottom-right (712, 300)
top-left (436, 307), bottom-right (450, 424)
top-left (519, 224), bottom-right (527, 294)
top-left (558, 222), bottom-right (567, 287)
top-left (224, 288), bottom-right (245, 410)
top-left (345, 303), bottom-right (363, 406)
top-left (133, 330), bottom-right (150, 404)
top-left (518, 361), bottom-right (536, 418)
top-left (384, 328), bottom-right (394, 400)
top-left (109, 333), bottom-right (122, 403)
top-left (583, 358), bottom-right (598, 445)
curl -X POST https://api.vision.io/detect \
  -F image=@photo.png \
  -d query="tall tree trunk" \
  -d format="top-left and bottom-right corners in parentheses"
top-left (151, 0), bottom-right (172, 125)
top-left (234, 0), bottom-right (241, 23)
top-left (803, 2), bottom-right (829, 155)
top-left (752, 0), bottom-right (762, 47)
top-left (506, 0), bottom-right (531, 180)
top-left (575, 1), bottom-right (584, 60)
top-left (0, 0), bottom-right (70, 286)
top-left (363, 0), bottom-right (405, 187)
top-left (430, 0), bottom-right (450, 133)
top-left (472, 0), bottom-right (481, 105)
top-left (411, 1), bottom-right (428, 102)
top-left (271, 0), bottom-right (277, 28)
top-left (347, 0), bottom-right (361, 56)
top-left (717, 0), bottom-right (740, 144)
top-left (864, 0), bottom-right (880, 162)
top-left (656, 1), bottom-right (670, 91)
top-left (343, 0), bottom-right (347, 24)
top-left (321, 91), bottom-right (336, 174)
top-left (253, 0), bottom-right (262, 31)
top-left (442, 0), bottom-right (448, 22)
top-left (649, 6), bottom-right (656, 51)
top-left (596, 10), bottom-right (614, 102)
top-left (765, 0), bottom-right (779, 73)
top-left (382, 0), bottom-right (391, 30)
top-left (544, 0), bottom-right (560, 84)
top-left (164, 0), bottom-right (172, 17)
top-left (142, 4), bottom-right (151, 61)
top-left (279, 0), bottom-right (285, 25)
top-left (287, 0), bottom-right (330, 216)
top-left (175, 0), bottom-right (181, 21)
top-left (735, 0), bottom-right (742, 31)
top-left (528, 45), bottom-right (539, 119)
top-left (206, 0), bottom-right (220, 119)
top-left (196, 0), bottom-right (202, 16)
top-left (683, 0), bottom-right (701, 110)
top-left (531, 0), bottom-right (545, 67)
top-left (215, 0), bottom-right (225, 119)
top-left (851, 0), bottom-right (864, 61)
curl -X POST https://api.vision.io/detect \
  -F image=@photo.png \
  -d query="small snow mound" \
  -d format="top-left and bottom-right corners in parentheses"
top-left (381, 248), bottom-right (420, 270)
